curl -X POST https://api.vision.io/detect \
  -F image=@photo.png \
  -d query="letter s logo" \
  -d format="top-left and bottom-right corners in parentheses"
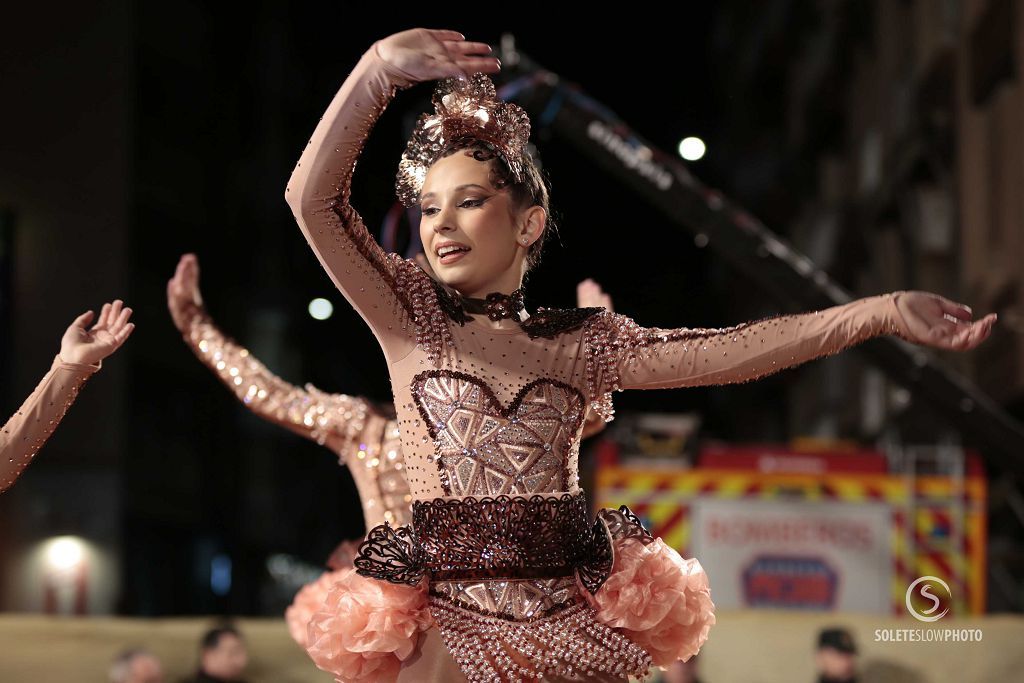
top-left (906, 576), bottom-right (951, 622)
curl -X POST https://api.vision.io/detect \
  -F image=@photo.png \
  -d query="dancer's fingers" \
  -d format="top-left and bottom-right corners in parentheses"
top-left (113, 306), bottom-right (133, 330)
top-left (71, 310), bottom-right (95, 330)
top-left (937, 295), bottom-right (973, 322)
top-left (113, 322), bottom-right (135, 346)
top-left (978, 315), bottom-right (997, 344)
top-left (454, 56), bottom-right (501, 74)
top-left (576, 279), bottom-right (600, 307)
top-left (447, 41), bottom-right (492, 57)
top-left (96, 302), bottom-right (112, 328)
top-left (429, 29), bottom-right (466, 42)
top-left (184, 253), bottom-right (199, 286)
top-left (951, 323), bottom-right (974, 350)
top-left (169, 262), bottom-right (186, 293)
top-left (962, 320), bottom-right (986, 350)
top-left (108, 300), bottom-right (123, 326)
top-left (956, 317), bottom-right (993, 350)
top-left (108, 310), bottom-right (126, 334)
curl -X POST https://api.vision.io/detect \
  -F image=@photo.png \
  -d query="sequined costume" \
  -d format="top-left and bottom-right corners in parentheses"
top-left (286, 41), bottom-right (912, 683)
top-left (179, 308), bottom-right (412, 530)
top-left (177, 284), bottom-right (607, 666)
top-left (1, 356), bottom-right (99, 493)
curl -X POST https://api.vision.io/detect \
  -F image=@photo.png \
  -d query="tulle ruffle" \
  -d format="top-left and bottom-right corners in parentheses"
top-left (285, 538), bottom-right (366, 649)
top-left (587, 536), bottom-right (716, 667)
top-left (286, 568), bottom-right (351, 648)
top-left (305, 568), bottom-right (433, 682)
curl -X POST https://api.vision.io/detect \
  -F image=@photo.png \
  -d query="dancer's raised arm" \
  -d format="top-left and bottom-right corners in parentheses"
top-left (168, 253), bottom-right (382, 452)
top-left (1, 301), bottom-right (134, 492)
top-left (285, 29), bottom-right (498, 362)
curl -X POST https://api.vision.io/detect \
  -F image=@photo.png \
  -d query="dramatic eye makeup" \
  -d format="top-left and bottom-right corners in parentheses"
top-left (421, 197), bottom-right (487, 216)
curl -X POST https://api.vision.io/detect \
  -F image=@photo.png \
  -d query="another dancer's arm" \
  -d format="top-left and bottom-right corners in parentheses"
top-left (167, 253), bottom-right (378, 451)
top-left (591, 291), bottom-right (996, 396)
top-left (1, 301), bottom-right (134, 492)
top-left (284, 29), bottom-right (497, 361)
top-left (577, 279), bottom-right (614, 439)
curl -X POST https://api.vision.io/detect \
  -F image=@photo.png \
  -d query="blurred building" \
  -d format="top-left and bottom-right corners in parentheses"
top-left (707, 0), bottom-right (1024, 611)
top-left (3, 0), bottom-right (1021, 619)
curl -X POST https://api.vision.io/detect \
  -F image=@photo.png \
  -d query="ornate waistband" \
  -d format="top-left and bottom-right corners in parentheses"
top-left (354, 492), bottom-right (652, 594)
top-left (414, 493), bottom-right (589, 581)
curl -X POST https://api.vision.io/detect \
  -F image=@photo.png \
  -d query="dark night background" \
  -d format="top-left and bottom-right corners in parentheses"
top-left (3, 1), bottom-right (1021, 618)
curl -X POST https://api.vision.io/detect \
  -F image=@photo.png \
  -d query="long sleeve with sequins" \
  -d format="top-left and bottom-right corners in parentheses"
top-left (589, 292), bottom-right (912, 401)
top-left (182, 310), bottom-right (380, 452)
top-left (0, 356), bottom-right (99, 493)
top-left (181, 310), bottom-right (412, 528)
top-left (285, 41), bottom-right (423, 364)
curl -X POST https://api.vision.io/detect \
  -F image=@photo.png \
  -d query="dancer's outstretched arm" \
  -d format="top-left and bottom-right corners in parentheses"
top-left (167, 253), bottom-right (381, 451)
top-left (588, 291), bottom-right (996, 399)
top-left (284, 29), bottom-right (498, 363)
top-left (1, 301), bottom-right (134, 492)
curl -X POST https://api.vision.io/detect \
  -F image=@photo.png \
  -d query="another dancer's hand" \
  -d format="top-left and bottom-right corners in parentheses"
top-left (60, 300), bottom-right (135, 365)
top-left (892, 291), bottom-right (996, 351)
top-left (577, 278), bottom-right (614, 312)
top-left (167, 253), bottom-right (205, 332)
top-left (376, 28), bottom-right (500, 83)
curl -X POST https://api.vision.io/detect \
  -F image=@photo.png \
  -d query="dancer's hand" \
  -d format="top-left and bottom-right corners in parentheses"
top-left (60, 300), bottom-right (135, 365)
top-left (376, 28), bottom-right (500, 83)
top-left (167, 253), bottom-right (205, 332)
top-left (892, 291), bottom-right (997, 351)
top-left (577, 278), bottom-right (614, 312)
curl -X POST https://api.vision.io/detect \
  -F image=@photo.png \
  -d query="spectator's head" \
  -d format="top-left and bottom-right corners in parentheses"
top-left (815, 627), bottom-right (858, 682)
top-left (109, 648), bottom-right (163, 683)
top-left (662, 653), bottom-right (700, 683)
top-left (199, 624), bottom-right (248, 681)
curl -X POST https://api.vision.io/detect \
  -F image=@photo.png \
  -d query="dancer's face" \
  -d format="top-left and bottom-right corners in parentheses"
top-left (418, 151), bottom-right (544, 299)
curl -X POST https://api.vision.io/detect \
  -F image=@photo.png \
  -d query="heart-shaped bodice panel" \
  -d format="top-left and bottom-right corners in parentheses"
top-left (411, 371), bottom-right (585, 496)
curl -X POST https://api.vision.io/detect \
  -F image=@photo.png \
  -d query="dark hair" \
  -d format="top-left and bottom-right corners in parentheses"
top-left (200, 624), bottom-right (242, 651)
top-left (435, 138), bottom-right (557, 274)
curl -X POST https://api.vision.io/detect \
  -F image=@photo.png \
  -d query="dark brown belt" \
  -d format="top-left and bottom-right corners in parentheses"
top-left (414, 493), bottom-right (590, 581)
top-left (355, 491), bottom-right (650, 594)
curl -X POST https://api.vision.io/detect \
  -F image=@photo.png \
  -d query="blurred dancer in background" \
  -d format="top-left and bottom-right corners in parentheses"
top-left (1, 299), bottom-right (134, 492)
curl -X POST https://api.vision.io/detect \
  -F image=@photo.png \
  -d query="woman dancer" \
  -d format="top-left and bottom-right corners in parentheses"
top-left (1, 300), bottom-right (135, 492)
top-left (166, 252), bottom-right (611, 653)
top-left (286, 28), bottom-right (995, 682)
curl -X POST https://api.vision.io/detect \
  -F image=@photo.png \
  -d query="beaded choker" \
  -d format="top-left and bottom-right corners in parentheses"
top-left (431, 280), bottom-right (605, 339)
top-left (461, 289), bottom-right (526, 322)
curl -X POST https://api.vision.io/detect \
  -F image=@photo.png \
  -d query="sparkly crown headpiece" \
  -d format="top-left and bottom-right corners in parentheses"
top-left (395, 72), bottom-right (532, 208)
